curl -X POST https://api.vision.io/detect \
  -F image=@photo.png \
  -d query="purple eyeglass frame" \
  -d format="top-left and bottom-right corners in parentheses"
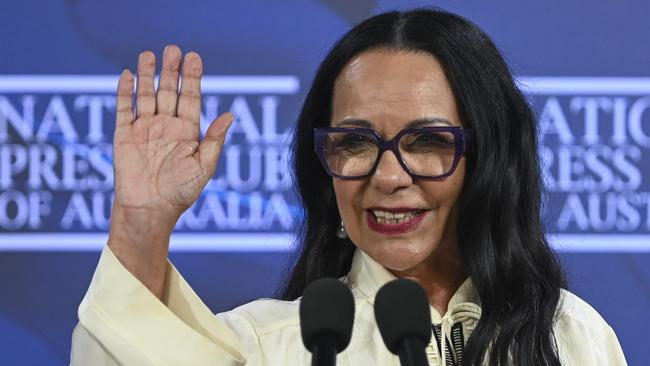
top-left (313, 126), bottom-right (473, 180)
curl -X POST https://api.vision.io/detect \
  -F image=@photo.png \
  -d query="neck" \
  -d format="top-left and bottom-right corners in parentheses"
top-left (389, 242), bottom-right (466, 317)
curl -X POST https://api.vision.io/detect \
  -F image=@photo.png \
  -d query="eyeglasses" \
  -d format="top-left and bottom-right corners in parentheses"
top-left (314, 126), bottom-right (472, 180)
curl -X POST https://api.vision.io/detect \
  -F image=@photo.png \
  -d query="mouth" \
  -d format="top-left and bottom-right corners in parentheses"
top-left (370, 209), bottom-right (424, 224)
top-left (365, 208), bottom-right (428, 234)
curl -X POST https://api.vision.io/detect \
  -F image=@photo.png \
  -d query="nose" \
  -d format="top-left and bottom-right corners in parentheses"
top-left (370, 150), bottom-right (413, 193)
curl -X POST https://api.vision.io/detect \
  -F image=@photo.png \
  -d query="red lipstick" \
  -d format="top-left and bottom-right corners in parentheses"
top-left (365, 208), bottom-right (427, 235)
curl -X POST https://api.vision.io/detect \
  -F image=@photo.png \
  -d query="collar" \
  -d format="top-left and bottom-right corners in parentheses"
top-left (345, 248), bottom-right (482, 365)
top-left (345, 248), bottom-right (482, 324)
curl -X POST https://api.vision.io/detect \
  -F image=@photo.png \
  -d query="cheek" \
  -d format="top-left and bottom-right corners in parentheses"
top-left (332, 178), bottom-right (354, 217)
top-left (332, 179), bottom-right (364, 223)
top-left (442, 160), bottom-right (466, 200)
top-left (422, 162), bottom-right (465, 204)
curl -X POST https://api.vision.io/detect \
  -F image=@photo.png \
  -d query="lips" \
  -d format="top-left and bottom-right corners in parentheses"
top-left (365, 208), bottom-right (427, 235)
top-left (371, 209), bottom-right (423, 224)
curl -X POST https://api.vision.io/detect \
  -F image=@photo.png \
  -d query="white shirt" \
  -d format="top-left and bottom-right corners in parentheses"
top-left (70, 246), bottom-right (627, 365)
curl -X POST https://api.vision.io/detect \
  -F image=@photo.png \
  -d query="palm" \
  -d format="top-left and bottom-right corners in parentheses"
top-left (113, 47), bottom-right (232, 218)
top-left (115, 115), bottom-right (200, 211)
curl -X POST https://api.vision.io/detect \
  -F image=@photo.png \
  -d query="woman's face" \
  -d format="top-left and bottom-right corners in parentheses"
top-left (331, 49), bottom-right (466, 274)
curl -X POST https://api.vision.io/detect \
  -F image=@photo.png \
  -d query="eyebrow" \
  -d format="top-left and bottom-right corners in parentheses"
top-left (333, 117), bottom-right (454, 128)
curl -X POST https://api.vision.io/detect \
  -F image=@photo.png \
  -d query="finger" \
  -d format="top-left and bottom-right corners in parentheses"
top-left (136, 51), bottom-right (156, 118)
top-left (116, 69), bottom-right (134, 129)
top-left (156, 45), bottom-right (182, 116)
top-left (197, 112), bottom-right (235, 174)
top-left (177, 52), bottom-right (203, 125)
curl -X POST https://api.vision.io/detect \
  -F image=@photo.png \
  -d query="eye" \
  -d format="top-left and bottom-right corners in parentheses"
top-left (401, 132), bottom-right (455, 152)
top-left (334, 133), bottom-right (376, 153)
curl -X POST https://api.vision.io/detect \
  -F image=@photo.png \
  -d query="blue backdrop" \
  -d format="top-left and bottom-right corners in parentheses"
top-left (0, 1), bottom-right (648, 365)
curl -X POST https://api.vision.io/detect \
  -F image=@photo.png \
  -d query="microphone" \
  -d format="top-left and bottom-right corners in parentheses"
top-left (299, 278), bottom-right (355, 366)
top-left (374, 279), bottom-right (432, 366)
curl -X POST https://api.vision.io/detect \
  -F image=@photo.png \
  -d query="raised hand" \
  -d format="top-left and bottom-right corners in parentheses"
top-left (114, 46), bottom-right (232, 218)
top-left (108, 46), bottom-right (233, 297)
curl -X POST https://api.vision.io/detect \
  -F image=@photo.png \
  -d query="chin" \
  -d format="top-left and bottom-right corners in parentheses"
top-left (363, 240), bottom-right (433, 272)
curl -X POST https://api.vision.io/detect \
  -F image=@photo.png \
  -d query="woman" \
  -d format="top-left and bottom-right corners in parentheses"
top-left (71, 8), bottom-right (627, 365)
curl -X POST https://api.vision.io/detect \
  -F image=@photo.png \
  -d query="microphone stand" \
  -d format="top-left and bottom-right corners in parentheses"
top-left (398, 337), bottom-right (428, 366)
top-left (311, 334), bottom-right (338, 366)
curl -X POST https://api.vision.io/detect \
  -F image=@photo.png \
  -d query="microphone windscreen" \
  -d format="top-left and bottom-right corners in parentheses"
top-left (374, 279), bottom-right (432, 353)
top-left (299, 278), bottom-right (355, 352)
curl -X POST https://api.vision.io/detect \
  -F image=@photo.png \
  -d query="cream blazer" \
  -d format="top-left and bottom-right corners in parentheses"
top-left (70, 246), bottom-right (627, 365)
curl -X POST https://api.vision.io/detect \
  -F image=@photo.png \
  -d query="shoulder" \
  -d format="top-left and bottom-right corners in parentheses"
top-left (553, 289), bottom-right (627, 365)
top-left (556, 289), bottom-right (608, 327)
top-left (555, 289), bottom-right (614, 340)
top-left (217, 298), bottom-right (301, 336)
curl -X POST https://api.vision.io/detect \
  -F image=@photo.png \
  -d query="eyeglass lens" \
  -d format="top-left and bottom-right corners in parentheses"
top-left (322, 130), bottom-right (457, 178)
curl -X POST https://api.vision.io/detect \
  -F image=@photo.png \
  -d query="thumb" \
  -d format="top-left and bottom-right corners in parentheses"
top-left (197, 112), bottom-right (235, 174)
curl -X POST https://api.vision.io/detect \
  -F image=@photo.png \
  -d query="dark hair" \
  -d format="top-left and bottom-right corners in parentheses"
top-left (282, 8), bottom-right (566, 366)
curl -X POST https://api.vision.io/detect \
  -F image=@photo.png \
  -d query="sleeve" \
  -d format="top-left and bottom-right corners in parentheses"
top-left (70, 245), bottom-right (247, 366)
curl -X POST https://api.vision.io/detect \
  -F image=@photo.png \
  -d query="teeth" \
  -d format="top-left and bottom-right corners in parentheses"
top-left (372, 210), bottom-right (421, 224)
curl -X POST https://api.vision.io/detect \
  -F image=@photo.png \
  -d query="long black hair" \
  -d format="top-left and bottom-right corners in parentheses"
top-left (281, 8), bottom-right (566, 366)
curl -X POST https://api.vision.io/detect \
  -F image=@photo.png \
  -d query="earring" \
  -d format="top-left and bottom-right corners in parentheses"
top-left (337, 220), bottom-right (348, 239)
